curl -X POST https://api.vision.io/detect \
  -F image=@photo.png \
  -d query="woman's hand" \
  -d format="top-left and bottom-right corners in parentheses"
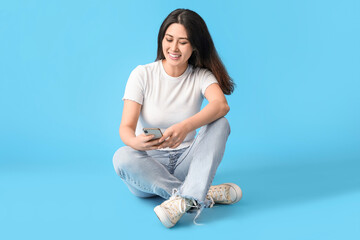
top-left (120, 100), bottom-right (162, 151)
top-left (129, 133), bottom-right (163, 151)
top-left (157, 122), bottom-right (190, 149)
top-left (155, 84), bottom-right (229, 149)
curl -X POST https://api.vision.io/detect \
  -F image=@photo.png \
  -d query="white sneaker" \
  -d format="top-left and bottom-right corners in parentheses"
top-left (207, 183), bottom-right (242, 207)
top-left (154, 196), bottom-right (195, 228)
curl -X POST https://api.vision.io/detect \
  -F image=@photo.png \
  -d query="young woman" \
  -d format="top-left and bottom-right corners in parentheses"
top-left (113, 8), bottom-right (242, 228)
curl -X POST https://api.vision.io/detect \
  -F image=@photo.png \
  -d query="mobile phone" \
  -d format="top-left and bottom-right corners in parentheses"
top-left (143, 128), bottom-right (163, 140)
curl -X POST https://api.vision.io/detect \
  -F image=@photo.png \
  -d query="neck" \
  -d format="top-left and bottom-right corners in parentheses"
top-left (162, 59), bottom-right (188, 77)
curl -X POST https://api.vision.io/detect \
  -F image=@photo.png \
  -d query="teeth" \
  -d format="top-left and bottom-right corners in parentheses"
top-left (169, 53), bottom-right (181, 58)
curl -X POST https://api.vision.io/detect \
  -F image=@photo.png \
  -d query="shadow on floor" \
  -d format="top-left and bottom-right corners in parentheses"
top-left (207, 156), bottom-right (360, 220)
top-left (118, 156), bottom-right (360, 226)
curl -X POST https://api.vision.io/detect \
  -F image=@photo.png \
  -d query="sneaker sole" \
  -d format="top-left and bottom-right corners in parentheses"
top-left (225, 183), bottom-right (243, 203)
top-left (154, 206), bottom-right (174, 228)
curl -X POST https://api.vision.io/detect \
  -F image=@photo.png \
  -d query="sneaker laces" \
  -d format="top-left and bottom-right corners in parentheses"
top-left (207, 186), bottom-right (228, 205)
top-left (207, 196), bottom-right (215, 208)
top-left (165, 189), bottom-right (197, 219)
top-left (169, 189), bottom-right (202, 225)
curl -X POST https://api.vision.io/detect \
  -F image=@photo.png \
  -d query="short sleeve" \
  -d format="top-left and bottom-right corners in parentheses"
top-left (122, 66), bottom-right (145, 105)
top-left (200, 69), bottom-right (218, 96)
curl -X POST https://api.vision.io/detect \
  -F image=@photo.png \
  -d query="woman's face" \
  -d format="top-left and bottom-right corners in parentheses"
top-left (162, 23), bottom-right (193, 69)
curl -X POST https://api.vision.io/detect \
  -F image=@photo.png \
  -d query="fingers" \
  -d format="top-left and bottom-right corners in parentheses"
top-left (144, 138), bottom-right (162, 147)
top-left (147, 145), bottom-right (161, 150)
top-left (142, 134), bottom-right (161, 143)
top-left (155, 138), bottom-right (168, 149)
top-left (170, 142), bottom-right (181, 149)
top-left (157, 127), bottom-right (186, 149)
top-left (156, 137), bottom-right (181, 149)
top-left (137, 134), bottom-right (163, 150)
top-left (169, 140), bottom-right (182, 149)
top-left (158, 132), bottom-right (170, 143)
top-left (142, 133), bottom-right (155, 142)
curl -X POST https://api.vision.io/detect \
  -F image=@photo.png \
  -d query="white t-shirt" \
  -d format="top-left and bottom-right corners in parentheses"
top-left (123, 60), bottom-right (218, 150)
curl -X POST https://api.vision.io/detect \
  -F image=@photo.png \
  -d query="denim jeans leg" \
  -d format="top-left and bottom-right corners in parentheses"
top-left (112, 146), bottom-right (183, 199)
top-left (173, 117), bottom-right (231, 206)
top-left (124, 182), bottom-right (156, 198)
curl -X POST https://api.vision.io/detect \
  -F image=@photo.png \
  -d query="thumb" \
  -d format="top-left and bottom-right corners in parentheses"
top-left (159, 130), bottom-right (171, 143)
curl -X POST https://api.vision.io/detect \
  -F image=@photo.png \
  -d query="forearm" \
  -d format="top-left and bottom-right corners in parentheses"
top-left (181, 100), bottom-right (230, 133)
top-left (119, 125), bottom-right (136, 147)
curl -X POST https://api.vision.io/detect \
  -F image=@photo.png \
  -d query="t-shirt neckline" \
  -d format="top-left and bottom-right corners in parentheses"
top-left (159, 60), bottom-right (191, 81)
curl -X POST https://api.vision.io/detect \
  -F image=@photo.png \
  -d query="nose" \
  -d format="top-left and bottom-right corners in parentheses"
top-left (170, 41), bottom-right (179, 52)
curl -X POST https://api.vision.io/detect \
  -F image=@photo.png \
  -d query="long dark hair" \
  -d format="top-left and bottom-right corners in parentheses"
top-left (156, 9), bottom-right (235, 95)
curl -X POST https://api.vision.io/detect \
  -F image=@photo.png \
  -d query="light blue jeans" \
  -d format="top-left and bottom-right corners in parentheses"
top-left (112, 117), bottom-right (230, 208)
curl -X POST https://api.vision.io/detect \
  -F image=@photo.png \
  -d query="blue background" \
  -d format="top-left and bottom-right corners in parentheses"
top-left (1, 0), bottom-right (359, 239)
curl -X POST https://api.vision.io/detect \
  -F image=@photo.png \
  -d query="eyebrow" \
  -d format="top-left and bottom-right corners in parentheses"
top-left (165, 34), bottom-right (188, 40)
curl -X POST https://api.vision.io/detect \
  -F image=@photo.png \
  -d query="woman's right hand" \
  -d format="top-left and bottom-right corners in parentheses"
top-left (129, 133), bottom-right (163, 151)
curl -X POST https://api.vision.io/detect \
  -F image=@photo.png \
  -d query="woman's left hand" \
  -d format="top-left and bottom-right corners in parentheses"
top-left (157, 122), bottom-right (190, 149)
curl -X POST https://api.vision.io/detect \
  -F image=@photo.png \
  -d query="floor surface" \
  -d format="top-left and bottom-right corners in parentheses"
top-left (1, 155), bottom-right (359, 240)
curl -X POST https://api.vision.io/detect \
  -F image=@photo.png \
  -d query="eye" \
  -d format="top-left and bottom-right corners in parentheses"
top-left (166, 38), bottom-right (173, 42)
top-left (179, 42), bottom-right (188, 45)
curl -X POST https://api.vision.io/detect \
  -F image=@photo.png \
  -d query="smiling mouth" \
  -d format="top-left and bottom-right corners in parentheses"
top-left (169, 53), bottom-right (181, 59)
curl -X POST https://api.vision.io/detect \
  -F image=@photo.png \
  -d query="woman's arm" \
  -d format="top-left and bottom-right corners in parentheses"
top-left (120, 100), bottom-right (162, 151)
top-left (182, 83), bottom-right (230, 132)
top-left (158, 83), bottom-right (229, 149)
